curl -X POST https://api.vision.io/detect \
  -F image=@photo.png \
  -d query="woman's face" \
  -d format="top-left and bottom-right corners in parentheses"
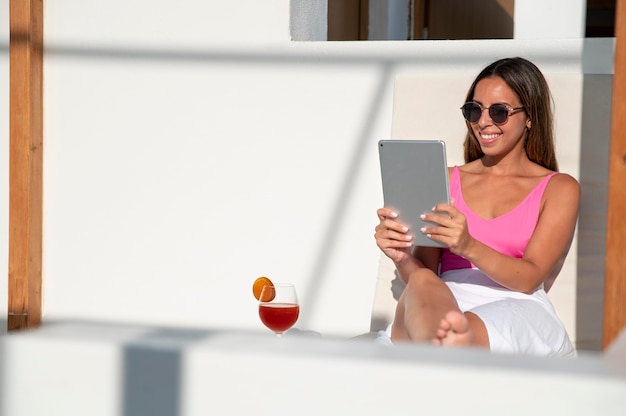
top-left (470, 76), bottom-right (531, 157)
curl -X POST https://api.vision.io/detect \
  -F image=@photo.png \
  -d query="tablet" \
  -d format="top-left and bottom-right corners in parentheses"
top-left (378, 139), bottom-right (450, 248)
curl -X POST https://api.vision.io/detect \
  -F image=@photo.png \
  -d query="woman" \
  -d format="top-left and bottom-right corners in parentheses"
top-left (374, 57), bottom-right (579, 356)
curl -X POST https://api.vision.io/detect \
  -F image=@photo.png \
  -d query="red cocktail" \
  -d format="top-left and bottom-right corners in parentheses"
top-left (259, 303), bottom-right (300, 334)
top-left (258, 283), bottom-right (299, 337)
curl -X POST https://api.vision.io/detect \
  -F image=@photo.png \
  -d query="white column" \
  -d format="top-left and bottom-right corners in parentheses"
top-left (290, 0), bottom-right (328, 41)
top-left (514, 0), bottom-right (586, 39)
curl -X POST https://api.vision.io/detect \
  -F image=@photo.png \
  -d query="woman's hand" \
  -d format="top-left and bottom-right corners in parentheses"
top-left (374, 208), bottom-right (414, 263)
top-left (420, 202), bottom-right (476, 257)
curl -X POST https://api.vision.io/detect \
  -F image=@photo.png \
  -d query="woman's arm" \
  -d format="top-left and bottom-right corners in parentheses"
top-left (422, 173), bottom-right (580, 293)
top-left (391, 246), bottom-right (442, 285)
top-left (375, 208), bottom-right (442, 285)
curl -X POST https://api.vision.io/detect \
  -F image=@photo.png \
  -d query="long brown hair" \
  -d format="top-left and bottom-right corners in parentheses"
top-left (462, 57), bottom-right (558, 171)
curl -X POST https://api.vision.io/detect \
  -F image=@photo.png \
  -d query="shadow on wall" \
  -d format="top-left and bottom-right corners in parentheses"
top-left (576, 76), bottom-right (612, 352)
top-left (575, 38), bottom-right (614, 352)
top-left (121, 327), bottom-right (211, 416)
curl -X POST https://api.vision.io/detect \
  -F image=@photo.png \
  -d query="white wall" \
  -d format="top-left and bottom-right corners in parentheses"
top-left (41, 0), bottom-right (392, 336)
top-left (0, 1), bottom-right (610, 340)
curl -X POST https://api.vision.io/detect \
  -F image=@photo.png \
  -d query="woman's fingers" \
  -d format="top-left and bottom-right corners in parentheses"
top-left (376, 208), bottom-right (409, 233)
top-left (375, 224), bottom-right (413, 247)
top-left (374, 208), bottom-right (415, 263)
top-left (375, 208), bottom-right (413, 248)
top-left (376, 207), bottom-right (399, 222)
top-left (420, 204), bottom-right (466, 236)
top-left (418, 203), bottom-right (469, 248)
top-left (420, 203), bottom-right (463, 227)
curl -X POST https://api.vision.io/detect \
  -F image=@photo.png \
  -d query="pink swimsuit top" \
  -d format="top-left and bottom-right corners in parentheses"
top-left (439, 166), bottom-right (558, 274)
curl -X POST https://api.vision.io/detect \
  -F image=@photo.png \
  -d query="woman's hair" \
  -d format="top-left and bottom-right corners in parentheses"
top-left (462, 57), bottom-right (558, 171)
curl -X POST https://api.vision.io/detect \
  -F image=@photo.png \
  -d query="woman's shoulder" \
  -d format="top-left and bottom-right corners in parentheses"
top-left (544, 172), bottom-right (581, 205)
top-left (522, 162), bottom-right (578, 192)
top-left (548, 172), bottom-right (580, 191)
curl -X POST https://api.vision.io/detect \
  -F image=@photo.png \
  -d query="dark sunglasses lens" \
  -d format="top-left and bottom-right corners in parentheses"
top-left (489, 104), bottom-right (509, 124)
top-left (462, 103), bottom-right (481, 123)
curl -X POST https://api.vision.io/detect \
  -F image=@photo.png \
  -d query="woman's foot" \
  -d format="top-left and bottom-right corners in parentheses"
top-left (433, 310), bottom-right (473, 347)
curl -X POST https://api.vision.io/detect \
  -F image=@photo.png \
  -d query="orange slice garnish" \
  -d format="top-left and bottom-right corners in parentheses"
top-left (253, 276), bottom-right (275, 302)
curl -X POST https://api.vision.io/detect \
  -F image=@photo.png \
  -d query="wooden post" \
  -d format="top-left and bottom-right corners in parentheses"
top-left (8, 0), bottom-right (44, 331)
top-left (604, 0), bottom-right (626, 349)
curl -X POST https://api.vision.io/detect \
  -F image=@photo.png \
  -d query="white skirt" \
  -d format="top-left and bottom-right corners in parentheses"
top-left (377, 268), bottom-right (575, 357)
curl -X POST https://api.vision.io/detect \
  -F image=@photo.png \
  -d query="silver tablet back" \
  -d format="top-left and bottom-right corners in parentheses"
top-left (378, 140), bottom-right (450, 248)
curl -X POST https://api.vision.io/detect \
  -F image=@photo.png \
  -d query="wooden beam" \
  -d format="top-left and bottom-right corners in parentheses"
top-left (8, 0), bottom-right (44, 331)
top-left (604, 0), bottom-right (626, 349)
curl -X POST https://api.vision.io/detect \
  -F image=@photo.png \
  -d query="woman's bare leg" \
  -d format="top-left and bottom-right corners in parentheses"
top-left (391, 268), bottom-right (459, 342)
top-left (391, 269), bottom-right (489, 348)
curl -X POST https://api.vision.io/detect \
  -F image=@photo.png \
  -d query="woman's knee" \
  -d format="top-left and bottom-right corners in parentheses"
top-left (406, 268), bottom-right (440, 288)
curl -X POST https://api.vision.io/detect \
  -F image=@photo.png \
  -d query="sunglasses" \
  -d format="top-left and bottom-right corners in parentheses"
top-left (460, 102), bottom-right (525, 125)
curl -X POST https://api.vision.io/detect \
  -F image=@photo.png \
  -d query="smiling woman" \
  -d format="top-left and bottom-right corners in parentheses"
top-left (375, 57), bottom-right (581, 356)
top-left (461, 58), bottom-right (558, 172)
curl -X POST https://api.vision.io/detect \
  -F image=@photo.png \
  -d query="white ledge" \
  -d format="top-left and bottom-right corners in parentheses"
top-left (2, 320), bottom-right (625, 415)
